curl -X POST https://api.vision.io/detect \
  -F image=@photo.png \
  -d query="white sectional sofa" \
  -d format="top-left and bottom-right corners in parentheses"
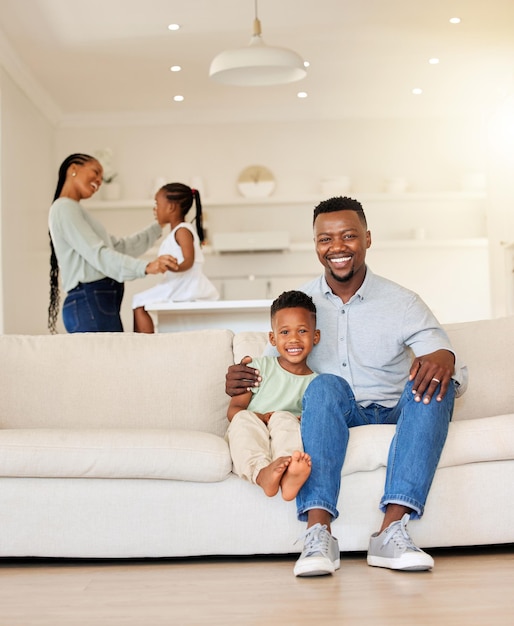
top-left (0, 317), bottom-right (513, 558)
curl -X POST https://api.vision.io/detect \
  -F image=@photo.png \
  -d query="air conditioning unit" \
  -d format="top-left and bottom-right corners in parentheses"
top-left (211, 231), bottom-right (290, 253)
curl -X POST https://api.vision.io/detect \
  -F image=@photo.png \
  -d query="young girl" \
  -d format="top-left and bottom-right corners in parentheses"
top-left (132, 183), bottom-right (219, 332)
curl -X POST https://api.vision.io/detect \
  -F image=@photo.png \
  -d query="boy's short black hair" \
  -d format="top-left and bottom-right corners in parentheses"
top-left (270, 290), bottom-right (316, 321)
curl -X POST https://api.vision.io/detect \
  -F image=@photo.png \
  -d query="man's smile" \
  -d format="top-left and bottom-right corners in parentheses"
top-left (327, 255), bottom-right (352, 266)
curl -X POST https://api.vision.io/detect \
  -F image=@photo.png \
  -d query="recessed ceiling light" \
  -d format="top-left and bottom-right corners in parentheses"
top-left (428, 58), bottom-right (440, 65)
top-left (412, 88), bottom-right (423, 95)
top-left (170, 65), bottom-right (182, 72)
top-left (173, 95), bottom-right (184, 102)
top-left (449, 17), bottom-right (461, 24)
top-left (297, 91), bottom-right (308, 98)
top-left (303, 61), bottom-right (310, 68)
top-left (168, 23), bottom-right (181, 31)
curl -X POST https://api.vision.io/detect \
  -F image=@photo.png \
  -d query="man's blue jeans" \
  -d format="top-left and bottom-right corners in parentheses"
top-left (296, 374), bottom-right (456, 522)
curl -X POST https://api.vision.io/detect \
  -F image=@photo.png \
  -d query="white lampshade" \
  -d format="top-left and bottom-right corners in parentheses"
top-left (209, 16), bottom-right (306, 87)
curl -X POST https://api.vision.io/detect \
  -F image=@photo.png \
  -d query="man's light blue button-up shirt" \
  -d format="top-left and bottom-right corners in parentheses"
top-left (266, 267), bottom-right (467, 408)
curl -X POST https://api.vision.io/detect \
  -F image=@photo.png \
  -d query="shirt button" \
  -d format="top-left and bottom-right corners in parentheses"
top-left (341, 309), bottom-right (346, 314)
top-left (342, 362), bottom-right (347, 367)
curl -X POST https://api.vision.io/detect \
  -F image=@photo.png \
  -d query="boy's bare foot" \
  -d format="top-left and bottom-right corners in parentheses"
top-left (280, 450), bottom-right (312, 501)
top-left (256, 456), bottom-right (291, 497)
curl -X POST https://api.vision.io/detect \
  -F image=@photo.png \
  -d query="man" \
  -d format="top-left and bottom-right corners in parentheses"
top-left (226, 196), bottom-right (467, 577)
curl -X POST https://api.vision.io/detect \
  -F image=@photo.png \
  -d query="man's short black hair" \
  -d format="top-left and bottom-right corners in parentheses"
top-left (313, 196), bottom-right (367, 228)
top-left (270, 290), bottom-right (316, 321)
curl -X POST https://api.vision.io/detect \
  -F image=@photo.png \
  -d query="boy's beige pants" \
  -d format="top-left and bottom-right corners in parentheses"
top-left (226, 410), bottom-right (303, 484)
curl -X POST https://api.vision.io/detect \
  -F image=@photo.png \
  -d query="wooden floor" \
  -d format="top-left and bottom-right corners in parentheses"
top-left (0, 546), bottom-right (513, 625)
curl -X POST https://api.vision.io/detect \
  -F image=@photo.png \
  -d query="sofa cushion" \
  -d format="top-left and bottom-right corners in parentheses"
top-left (0, 330), bottom-right (234, 437)
top-left (445, 317), bottom-right (514, 421)
top-left (233, 331), bottom-right (268, 364)
top-left (0, 429), bottom-right (232, 482)
top-left (342, 414), bottom-right (514, 476)
top-left (3, 416), bottom-right (509, 482)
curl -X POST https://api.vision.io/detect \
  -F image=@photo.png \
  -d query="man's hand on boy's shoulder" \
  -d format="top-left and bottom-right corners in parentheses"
top-left (225, 356), bottom-right (262, 397)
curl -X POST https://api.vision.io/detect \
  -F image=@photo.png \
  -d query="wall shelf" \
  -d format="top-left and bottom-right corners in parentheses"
top-left (84, 191), bottom-right (486, 211)
top-left (202, 238), bottom-right (488, 255)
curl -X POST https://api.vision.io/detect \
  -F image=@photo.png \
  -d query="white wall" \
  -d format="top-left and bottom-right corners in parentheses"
top-left (0, 68), bottom-right (55, 334)
top-left (56, 117), bottom-right (486, 201)
top-left (0, 83), bottom-right (3, 333)
top-left (0, 97), bottom-right (503, 333)
top-left (485, 95), bottom-right (514, 317)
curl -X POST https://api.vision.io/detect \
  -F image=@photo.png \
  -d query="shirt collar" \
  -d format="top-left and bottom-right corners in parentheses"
top-left (321, 265), bottom-right (373, 303)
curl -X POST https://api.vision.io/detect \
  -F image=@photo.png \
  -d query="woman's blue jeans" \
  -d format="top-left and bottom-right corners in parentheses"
top-left (297, 374), bottom-right (456, 522)
top-left (62, 278), bottom-right (125, 333)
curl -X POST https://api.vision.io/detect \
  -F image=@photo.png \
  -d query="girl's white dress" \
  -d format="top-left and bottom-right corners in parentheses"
top-left (132, 222), bottom-right (219, 308)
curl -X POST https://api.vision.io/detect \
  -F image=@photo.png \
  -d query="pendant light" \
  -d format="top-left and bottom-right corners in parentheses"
top-left (209, 0), bottom-right (306, 86)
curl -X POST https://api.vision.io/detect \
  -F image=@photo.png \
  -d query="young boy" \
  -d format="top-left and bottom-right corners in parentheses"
top-left (226, 290), bottom-right (320, 500)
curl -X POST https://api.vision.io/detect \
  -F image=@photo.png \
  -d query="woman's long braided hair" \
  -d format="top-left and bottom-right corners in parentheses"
top-left (160, 183), bottom-right (206, 243)
top-left (48, 153), bottom-right (95, 334)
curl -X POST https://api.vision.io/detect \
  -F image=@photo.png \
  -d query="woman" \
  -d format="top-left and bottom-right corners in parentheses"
top-left (48, 153), bottom-right (177, 333)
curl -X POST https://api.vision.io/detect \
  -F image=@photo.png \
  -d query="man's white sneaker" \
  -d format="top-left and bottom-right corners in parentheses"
top-left (367, 513), bottom-right (434, 571)
top-left (293, 523), bottom-right (340, 577)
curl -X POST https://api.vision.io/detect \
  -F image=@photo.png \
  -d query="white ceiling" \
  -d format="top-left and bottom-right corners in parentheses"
top-left (1, 0), bottom-right (514, 125)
